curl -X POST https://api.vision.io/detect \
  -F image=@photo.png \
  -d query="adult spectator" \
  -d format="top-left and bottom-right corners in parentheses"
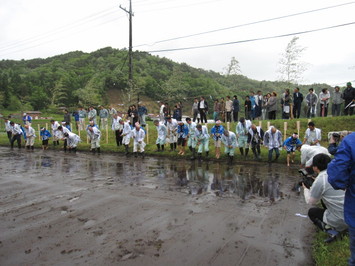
top-left (88, 106), bottom-right (97, 124)
top-left (293, 87), bottom-right (304, 118)
top-left (332, 86), bottom-right (343, 117)
top-left (232, 95), bottom-right (240, 122)
top-left (198, 96), bottom-right (208, 123)
top-left (138, 103), bottom-right (148, 127)
top-left (244, 96), bottom-right (252, 120)
top-left (304, 154), bottom-right (347, 242)
top-left (303, 121), bottom-right (321, 146)
top-left (63, 109), bottom-right (71, 125)
top-left (78, 107), bottom-right (87, 130)
top-left (159, 102), bottom-right (165, 122)
top-left (22, 113), bottom-right (32, 125)
top-left (191, 98), bottom-right (199, 122)
top-left (225, 96), bottom-right (233, 122)
top-left (281, 89), bottom-right (292, 119)
top-left (99, 105), bottom-right (109, 129)
top-left (319, 88), bottom-right (330, 117)
top-left (328, 133), bottom-right (355, 264)
top-left (250, 91), bottom-right (256, 120)
top-left (108, 106), bottom-right (117, 125)
top-left (306, 88), bottom-right (318, 118)
top-left (267, 92), bottom-right (277, 120)
top-left (219, 97), bottom-right (225, 122)
top-left (342, 82), bottom-right (355, 116)
top-left (213, 99), bottom-right (220, 121)
top-left (254, 91), bottom-right (263, 120)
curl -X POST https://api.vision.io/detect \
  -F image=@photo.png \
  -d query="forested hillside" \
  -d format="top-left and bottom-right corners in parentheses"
top-left (0, 47), bottom-right (331, 111)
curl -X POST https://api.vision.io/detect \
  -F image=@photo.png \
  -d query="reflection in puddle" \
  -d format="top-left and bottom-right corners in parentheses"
top-left (0, 148), bottom-right (297, 202)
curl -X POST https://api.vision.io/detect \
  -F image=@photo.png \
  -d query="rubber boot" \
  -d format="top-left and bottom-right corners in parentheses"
top-left (239, 148), bottom-right (244, 156)
top-left (125, 145), bottom-right (129, 155)
top-left (189, 146), bottom-right (192, 152)
top-left (155, 144), bottom-right (160, 152)
top-left (198, 153), bottom-right (202, 162)
top-left (274, 154), bottom-right (280, 162)
top-left (205, 151), bottom-right (209, 160)
top-left (245, 148), bottom-right (249, 159)
top-left (97, 147), bottom-right (101, 154)
top-left (26, 146), bottom-right (30, 150)
top-left (72, 147), bottom-right (77, 153)
top-left (174, 142), bottom-right (177, 151)
top-left (134, 152), bottom-right (138, 158)
top-left (161, 145), bottom-right (165, 151)
top-left (229, 155), bottom-right (234, 164)
top-left (170, 143), bottom-right (174, 151)
top-left (57, 141), bottom-right (59, 145)
top-left (92, 148), bottom-right (96, 154)
top-left (53, 141), bottom-right (56, 146)
top-left (252, 148), bottom-right (258, 160)
top-left (141, 152), bottom-right (145, 159)
top-left (190, 148), bottom-right (196, 160)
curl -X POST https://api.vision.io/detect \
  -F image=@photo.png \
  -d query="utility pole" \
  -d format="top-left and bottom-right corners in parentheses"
top-left (120, 1), bottom-right (135, 103)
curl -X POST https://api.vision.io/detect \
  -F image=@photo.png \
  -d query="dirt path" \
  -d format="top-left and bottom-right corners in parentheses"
top-left (0, 148), bottom-right (314, 265)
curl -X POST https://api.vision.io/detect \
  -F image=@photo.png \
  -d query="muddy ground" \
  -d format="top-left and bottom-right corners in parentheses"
top-left (0, 147), bottom-right (314, 265)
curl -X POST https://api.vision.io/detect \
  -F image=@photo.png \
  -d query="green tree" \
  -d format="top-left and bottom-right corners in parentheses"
top-left (278, 36), bottom-right (307, 84)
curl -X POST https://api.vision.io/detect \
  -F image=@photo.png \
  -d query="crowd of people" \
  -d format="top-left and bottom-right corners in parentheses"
top-left (188, 83), bottom-right (354, 122)
top-left (2, 83), bottom-right (355, 263)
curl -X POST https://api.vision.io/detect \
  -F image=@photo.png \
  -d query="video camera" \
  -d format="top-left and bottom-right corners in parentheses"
top-left (298, 168), bottom-right (314, 189)
top-left (332, 133), bottom-right (341, 143)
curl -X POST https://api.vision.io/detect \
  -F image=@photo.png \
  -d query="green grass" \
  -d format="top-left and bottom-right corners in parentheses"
top-left (313, 231), bottom-right (350, 266)
top-left (1, 112), bottom-right (355, 163)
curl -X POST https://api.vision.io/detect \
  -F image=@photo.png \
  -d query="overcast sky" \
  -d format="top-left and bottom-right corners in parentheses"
top-left (1, 0), bottom-right (354, 86)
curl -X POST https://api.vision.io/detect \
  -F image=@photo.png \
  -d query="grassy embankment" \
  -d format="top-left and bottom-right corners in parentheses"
top-left (0, 113), bottom-right (354, 162)
top-left (1, 112), bottom-right (354, 265)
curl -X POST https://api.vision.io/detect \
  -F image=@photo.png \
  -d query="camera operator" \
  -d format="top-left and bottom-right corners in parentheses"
top-left (303, 153), bottom-right (347, 242)
top-left (328, 133), bottom-right (341, 155)
top-left (328, 131), bottom-right (352, 155)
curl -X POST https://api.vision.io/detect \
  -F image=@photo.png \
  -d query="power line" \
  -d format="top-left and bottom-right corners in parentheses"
top-left (134, 1), bottom-right (355, 48)
top-left (0, 15), bottom-right (125, 58)
top-left (145, 21), bottom-right (355, 53)
top-left (0, 6), bottom-right (120, 53)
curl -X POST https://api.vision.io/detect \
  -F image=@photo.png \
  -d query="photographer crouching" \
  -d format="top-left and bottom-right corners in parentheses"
top-left (303, 153), bottom-right (347, 242)
top-left (328, 131), bottom-right (352, 155)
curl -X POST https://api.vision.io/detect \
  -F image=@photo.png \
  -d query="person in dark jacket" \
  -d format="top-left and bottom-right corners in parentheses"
top-left (232, 95), bottom-right (240, 122)
top-left (342, 82), bottom-right (355, 116)
top-left (293, 87), bottom-right (303, 118)
top-left (198, 96), bottom-right (208, 123)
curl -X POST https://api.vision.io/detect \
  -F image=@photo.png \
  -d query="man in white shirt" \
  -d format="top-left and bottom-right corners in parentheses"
top-left (24, 124), bottom-right (36, 150)
top-left (9, 121), bottom-right (23, 149)
top-left (131, 123), bottom-right (146, 158)
top-left (120, 119), bottom-right (131, 155)
top-left (4, 117), bottom-right (12, 142)
top-left (303, 121), bottom-right (321, 146)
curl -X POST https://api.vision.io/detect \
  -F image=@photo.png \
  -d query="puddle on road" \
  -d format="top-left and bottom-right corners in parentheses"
top-left (0, 147), bottom-right (299, 201)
